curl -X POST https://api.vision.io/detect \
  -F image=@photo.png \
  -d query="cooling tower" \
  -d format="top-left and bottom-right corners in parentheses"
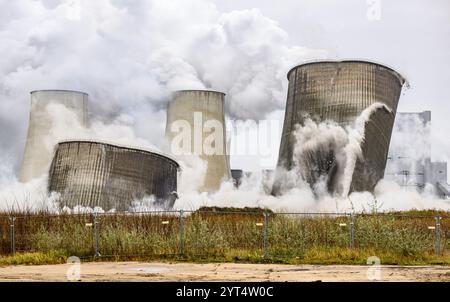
top-left (20, 90), bottom-right (88, 183)
top-left (165, 90), bottom-right (231, 192)
top-left (48, 140), bottom-right (179, 211)
top-left (273, 60), bottom-right (405, 196)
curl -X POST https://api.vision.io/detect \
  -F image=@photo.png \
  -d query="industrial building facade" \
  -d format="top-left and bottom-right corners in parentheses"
top-left (273, 60), bottom-right (406, 196)
top-left (48, 140), bottom-right (179, 211)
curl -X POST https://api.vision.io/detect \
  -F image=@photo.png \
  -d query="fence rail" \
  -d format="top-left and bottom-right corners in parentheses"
top-left (0, 211), bottom-right (448, 259)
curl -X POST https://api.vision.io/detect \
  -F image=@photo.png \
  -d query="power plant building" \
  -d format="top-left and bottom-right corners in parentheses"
top-left (20, 90), bottom-right (88, 183)
top-left (385, 111), bottom-right (450, 198)
top-left (165, 90), bottom-right (231, 192)
top-left (273, 60), bottom-right (406, 196)
top-left (48, 140), bottom-right (179, 211)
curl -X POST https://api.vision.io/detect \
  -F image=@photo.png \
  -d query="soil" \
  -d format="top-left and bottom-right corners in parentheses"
top-left (0, 262), bottom-right (449, 282)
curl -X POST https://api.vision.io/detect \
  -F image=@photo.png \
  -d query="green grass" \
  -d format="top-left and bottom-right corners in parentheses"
top-left (0, 252), bottom-right (67, 266)
top-left (2, 248), bottom-right (450, 266)
top-left (0, 209), bottom-right (449, 266)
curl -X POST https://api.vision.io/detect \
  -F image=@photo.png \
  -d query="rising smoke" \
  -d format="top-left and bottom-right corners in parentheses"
top-left (173, 104), bottom-right (450, 213)
top-left (0, 0), bottom-right (448, 212)
top-left (0, 0), bottom-right (326, 211)
top-left (0, 0), bottom-right (326, 184)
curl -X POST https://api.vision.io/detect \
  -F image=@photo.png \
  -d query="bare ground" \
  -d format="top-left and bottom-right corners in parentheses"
top-left (0, 262), bottom-right (449, 282)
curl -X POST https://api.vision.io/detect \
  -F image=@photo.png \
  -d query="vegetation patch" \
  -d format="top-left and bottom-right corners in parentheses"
top-left (0, 209), bottom-right (448, 266)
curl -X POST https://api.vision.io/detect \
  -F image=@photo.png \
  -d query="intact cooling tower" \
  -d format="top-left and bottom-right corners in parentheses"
top-left (273, 60), bottom-right (406, 196)
top-left (165, 90), bottom-right (231, 192)
top-left (20, 90), bottom-right (88, 183)
top-left (48, 140), bottom-right (179, 211)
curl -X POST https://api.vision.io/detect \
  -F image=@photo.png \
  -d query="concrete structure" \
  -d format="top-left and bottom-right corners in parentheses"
top-left (231, 169), bottom-right (273, 194)
top-left (20, 90), bottom-right (88, 182)
top-left (385, 111), bottom-right (449, 198)
top-left (430, 162), bottom-right (449, 198)
top-left (262, 169), bottom-right (275, 194)
top-left (385, 111), bottom-right (430, 190)
top-left (165, 90), bottom-right (231, 192)
top-left (231, 169), bottom-right (243, 188)
top-left (273, 60), bottom-right (406, 196)
top-left (48, 140), bottom-right (179, 211)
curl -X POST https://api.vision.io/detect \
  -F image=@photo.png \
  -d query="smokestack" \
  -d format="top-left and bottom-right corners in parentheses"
top-left (165, 90), bottom-right (231, 192)
top-left (19, 90), bottom-right (88, 183)
top-left (273, 60), bottom-right (406, 195)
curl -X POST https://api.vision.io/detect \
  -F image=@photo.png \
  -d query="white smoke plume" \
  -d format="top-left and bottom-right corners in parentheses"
top-left (173, 104), bottom-right (450, 213)
top-left (284, 103), bottom-right (391, 197)
top-left (0, 0), bottom-right (448, 213)
top-left (173, 169), bottom-right (450, 213)
top-left (2, 102), bottom-right (449, 213)
top-left (385, 112), bottom-right (433, 189)
top-left (0, 0), bottom-right (328, 211)
top-left (45, 103), bottom-right (159, 151)
top-left (0, 102), bottom-right (161, 212)
top-left (0, 0), bottom-right (327, 179)
top-left (0, 175), bottom-right (60, 212)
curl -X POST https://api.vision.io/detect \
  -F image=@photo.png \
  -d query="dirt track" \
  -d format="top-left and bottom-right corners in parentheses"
top-left (0, 262), bottom-right (450, 282)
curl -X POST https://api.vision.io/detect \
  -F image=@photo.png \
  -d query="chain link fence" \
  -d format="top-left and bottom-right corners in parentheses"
top-left (4, 214), bottom-right (95, 257)
top-left (441, 217), bottom-right (449, 256)
top-left (0, 216), bottom-right (12, 255)
top-left (353, 214), bottom-right (437, 256)
top-left (183, 211), bottom-right (265, 257)
top-left (267, 213), bottom-right (351, 258)
top-left (96, 211), bottom-right (181, 258)
top-left (0, 211), bottom-right (448, 260)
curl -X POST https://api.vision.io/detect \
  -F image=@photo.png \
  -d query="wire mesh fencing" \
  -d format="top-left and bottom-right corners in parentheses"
top-left (440, 217), bottom-right (450, 256)
top-left (183, 210), bottom-right (265, 257)
top-left (267, 213), bottom-right (352, 258)
top-left (0, 216), bottom-right (12, 255)
top-left (353, 214), bottom-right (438, 256)
top-left (95, 211), bottom-right (182, 258)
top-left (10, 214), bottom-right (95, 257)
top-left (0, 211), bottom-right (448, 260)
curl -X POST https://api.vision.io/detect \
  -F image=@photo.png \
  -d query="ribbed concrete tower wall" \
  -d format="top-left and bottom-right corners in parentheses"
top-left (165, 90), bottom-right (231, 192)
top-left (274, 60), bottom-right (405, 195)
top-left (20, 90), bottom-right (88, 183)
top-left (48, 140), bottom-right (179, 211)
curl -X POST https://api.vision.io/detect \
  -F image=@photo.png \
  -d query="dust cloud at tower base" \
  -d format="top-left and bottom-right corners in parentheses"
top-left (272, 60), bottom-right (406, 197)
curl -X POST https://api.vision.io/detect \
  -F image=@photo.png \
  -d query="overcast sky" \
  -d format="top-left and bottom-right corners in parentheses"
top-left (0, 0), bottom-right (448, 183)
top-left (214, 0), bottom-right (450, 113)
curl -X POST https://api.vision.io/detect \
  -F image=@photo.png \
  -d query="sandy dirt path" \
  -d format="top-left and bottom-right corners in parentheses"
top-left (0, 262), bottom-right (449, 282)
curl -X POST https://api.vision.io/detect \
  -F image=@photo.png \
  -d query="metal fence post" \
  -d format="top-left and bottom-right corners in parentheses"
top-left (435, 216), bottom-right (442, 256)
top-left (263, 212), bottom-right (269, 258)
top-left (179, 209), bottom-right (185, 256)
top-left (349, 214), bottom-right (355, 249)
top-left (93, 213), bottom-right (101, 258)
top-left (9, 217), bottom-right (16, 256)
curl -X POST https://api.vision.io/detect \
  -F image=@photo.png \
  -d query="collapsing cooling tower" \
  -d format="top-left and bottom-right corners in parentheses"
top-left (20, 90), bottom-right (88, 183)
top-left (48, 140), bottom-right (179, 211)
top-left (273, 60), bottom-right (406, 196)
top-left (165, 90), bottom-right (231, 192)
